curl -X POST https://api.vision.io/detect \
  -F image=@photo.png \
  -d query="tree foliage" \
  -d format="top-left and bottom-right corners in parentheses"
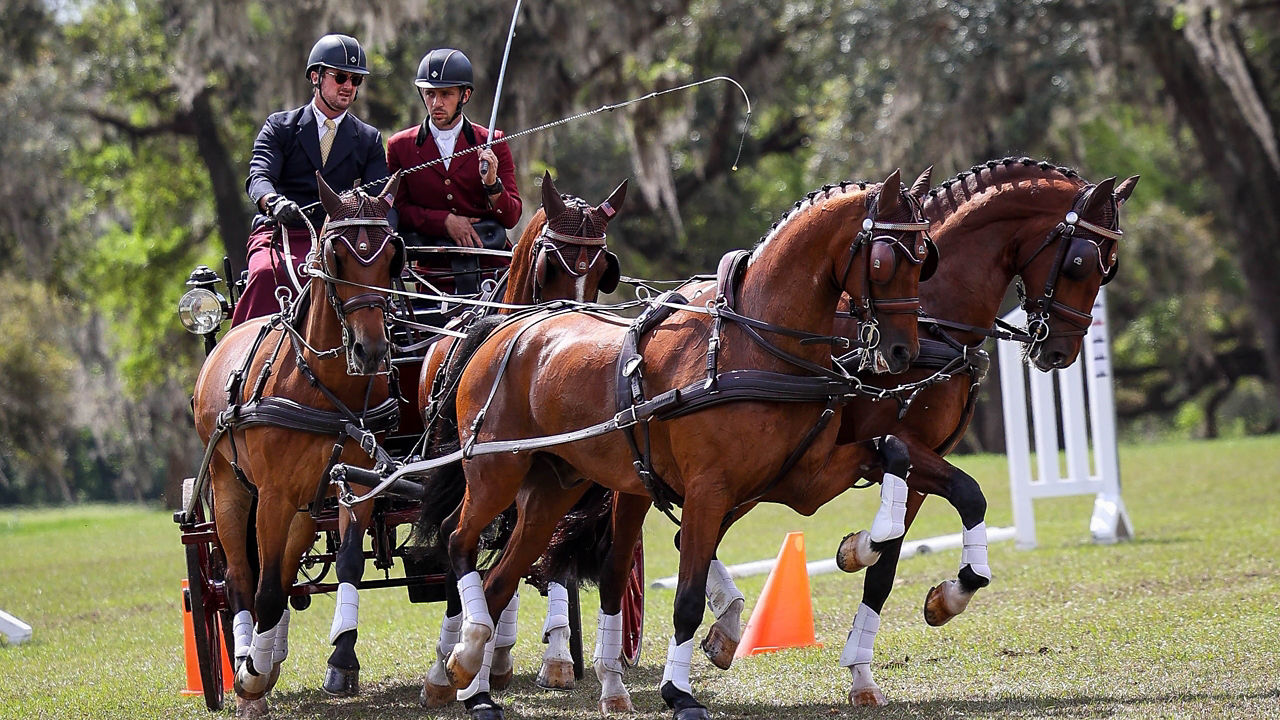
top-left (0, 0), bottom-right (1277, 504)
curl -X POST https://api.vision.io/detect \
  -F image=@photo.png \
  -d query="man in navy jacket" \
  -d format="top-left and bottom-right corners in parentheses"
top-left (232, 33), bottom-right (390, 325)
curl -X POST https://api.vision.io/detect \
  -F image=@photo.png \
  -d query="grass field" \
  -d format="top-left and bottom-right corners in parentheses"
top-left (1, 436), bottom-right (1277, 719)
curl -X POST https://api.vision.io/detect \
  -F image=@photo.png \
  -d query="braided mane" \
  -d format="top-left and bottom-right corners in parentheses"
top-left (754, 180), bottom-right (872, 251)
top-left (923, 157), bottom-right (1086, 222)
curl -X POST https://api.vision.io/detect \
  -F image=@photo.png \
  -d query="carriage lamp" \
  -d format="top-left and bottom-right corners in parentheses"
top-left (178, 265), bottom-right (227, 335)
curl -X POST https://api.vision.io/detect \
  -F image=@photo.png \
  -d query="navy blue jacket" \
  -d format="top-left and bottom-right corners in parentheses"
top-left (245, 103), bottom-right (389, 230)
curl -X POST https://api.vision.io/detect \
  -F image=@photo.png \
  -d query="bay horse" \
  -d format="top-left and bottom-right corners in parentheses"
top-left (191, 172), bottom-right (403, 717)
top-left (827, 158), bottom-right (1139, 705)
top-left (316, 171), bottom-right (627, 700)
top-left (408, 172), bottom-right (628, 713)
top-left (535, 158), bottom-right (1139, 711)
top-left (421, 171), bottom-right (933, 720)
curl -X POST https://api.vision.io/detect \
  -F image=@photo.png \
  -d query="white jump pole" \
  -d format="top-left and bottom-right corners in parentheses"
top-left (998, 287), bottom-right (1133, 550)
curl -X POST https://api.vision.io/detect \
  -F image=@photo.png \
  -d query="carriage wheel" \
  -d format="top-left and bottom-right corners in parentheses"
top-left (185, 541), bottom-right (227, 711)
top-left (621, 540), bottom-right (645, 667)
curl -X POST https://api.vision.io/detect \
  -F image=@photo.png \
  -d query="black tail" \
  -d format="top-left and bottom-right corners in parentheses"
top-left (525, 484), bottom-right (616, 591)
top-left (413, 315), bottom-right (506, 558)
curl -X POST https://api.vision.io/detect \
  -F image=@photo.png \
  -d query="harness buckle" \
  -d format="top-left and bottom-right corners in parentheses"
top-left (615, 405), bottom-right (640, 429)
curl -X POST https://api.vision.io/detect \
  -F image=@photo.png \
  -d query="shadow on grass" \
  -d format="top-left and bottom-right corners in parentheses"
top-left (233, 668), bottom-right (1280, 719)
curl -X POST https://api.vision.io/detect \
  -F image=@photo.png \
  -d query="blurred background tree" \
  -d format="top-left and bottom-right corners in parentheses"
top-left (0, 0), bottom-right (1275, 505)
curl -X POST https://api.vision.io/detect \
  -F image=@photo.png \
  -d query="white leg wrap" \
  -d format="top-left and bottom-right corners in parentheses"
top-left (272, 607), bottom-right (290, 665)
top-left (869, 473), bottom-right (908, 542)
top-left (661, 636), bottom-right (695, 694)
top-left (494, 592), bottom-right (520, 649)
top-left (458, 571), bottom-right (494, 632)
top-left (838, 603), bottom-right (881, 668)
top-left (456, 631), bottom-right (496, 701)
top-left (329, 581), bottom-right (359, 645)
top-left (542, 581), bottom-right (571, 642)
top-left (437, 612), bottom-right (463, 661)
top-left (594, 610), bottom-right (625, 674)
top-left (426, 612), bottom-right (463, 688)
top-left (705, 559), bottom-right (746, 619)
top-left (233, 610), bottom-right (253, 661)
top-left (248, 622), bottom-right (279, 674)
top-left (961, 521), bottom-right (992, 580)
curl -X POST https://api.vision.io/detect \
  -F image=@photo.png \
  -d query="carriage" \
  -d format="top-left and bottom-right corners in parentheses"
top-left (172, 189), bottom-right (645, 712)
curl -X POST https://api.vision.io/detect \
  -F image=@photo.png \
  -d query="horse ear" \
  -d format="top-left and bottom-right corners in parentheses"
top-left (599, 179), bottom-right (628, 220)
top-left (879, 169), bottom-right (902, 214)
top-left (909, 166), bottom-right (933, 199)
top-left (317, 171), bottom-right (342, 216)
top-left (1114, 175), bottom-right (1140, 207)
top-left (1083, 176), bottom-right (1117, 218)
top-left (379, 171), bottom-right (401, 209)
top-left (542, 171), bottom-right (567, 219)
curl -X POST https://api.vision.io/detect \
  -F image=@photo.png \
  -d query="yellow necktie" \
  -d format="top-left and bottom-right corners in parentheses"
top-left (320, 118), bottom-right (336, 166)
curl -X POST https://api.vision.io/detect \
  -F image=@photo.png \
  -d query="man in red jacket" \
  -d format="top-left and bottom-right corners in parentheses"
top-left (386, 48), bottom-right (521, 296)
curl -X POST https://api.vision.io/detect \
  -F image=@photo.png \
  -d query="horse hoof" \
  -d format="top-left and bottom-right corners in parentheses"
top-left (490, 667), bottom-right (514, 692)
top-left (924, 579), bottom-right (971, 626)
top-left (322, 664), bottom-right (359, 697)
top-left (848, 686), bottom-right (887, 707)
top-left (700, 624), bottom-right (737, 670)
top-left (446, 651), bottom-right (478, 689)
top-left (600, 693), bottom-right (636, 714)
top-left (467, 698), bottom-right (505, 720)
top-left (234, 695), bottom-right (270, 718)
top-left (535, 658), bottom-right (575, 690)
top-left (234, 666), bottom-right (269, 700)
top-left (836, 530), bottom-right (880, 573)
top-left (419, 679), bottom-right (457, 708)
top-left (673, 707), bottom-right (712, 720)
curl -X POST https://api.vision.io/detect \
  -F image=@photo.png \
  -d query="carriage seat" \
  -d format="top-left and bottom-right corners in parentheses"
top-left (399, 220), bottom-right (510, 298)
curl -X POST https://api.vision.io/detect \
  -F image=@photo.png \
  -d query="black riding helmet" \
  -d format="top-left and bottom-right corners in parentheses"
top-left (415, 48), bottom-right (474, 89)
top-left (305, 34), bottom-right (369, 81)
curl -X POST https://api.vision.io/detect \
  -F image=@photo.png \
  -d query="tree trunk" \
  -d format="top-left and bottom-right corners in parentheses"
top-left (1128, 0), bottom-right (1280, 406)
top-left (189, 89), bottom-right (251, 277)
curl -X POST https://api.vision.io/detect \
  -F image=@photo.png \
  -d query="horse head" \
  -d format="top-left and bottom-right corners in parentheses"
top-left (314, 171), bottom-right (404, 375)
top-left (839, 169), bottom-right (935, 374)
top-left (1017, 172), bottom-right (1139, 370)
top-left (511, 171), bottom-right (626, 304)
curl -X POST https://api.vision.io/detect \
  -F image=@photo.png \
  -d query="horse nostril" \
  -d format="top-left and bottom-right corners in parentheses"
top-left (891, 344), bottom-right (912, 365)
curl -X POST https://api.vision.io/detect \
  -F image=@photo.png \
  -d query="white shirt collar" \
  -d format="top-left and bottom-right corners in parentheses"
top-left (312, 101), bottom-right (347, 134)
top-left (429, 119), bottom-right (464, 169)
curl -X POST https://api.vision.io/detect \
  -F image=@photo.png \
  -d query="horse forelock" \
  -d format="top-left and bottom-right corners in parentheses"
top-left (751, 181), bottom-right (870, 264)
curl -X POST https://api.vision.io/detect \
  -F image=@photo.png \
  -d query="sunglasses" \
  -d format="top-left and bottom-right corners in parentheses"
top-left (324, 70), bottom-right (364, 87)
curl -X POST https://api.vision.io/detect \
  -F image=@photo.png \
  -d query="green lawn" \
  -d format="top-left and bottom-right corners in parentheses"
top-left (1, 436), bottom-right (1277, 719)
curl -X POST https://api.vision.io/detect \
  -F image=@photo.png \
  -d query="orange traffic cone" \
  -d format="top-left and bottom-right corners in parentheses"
top-left (181, 579), bottom-right (234, 695)
top-left (733, 531), bottom-right (822, 658)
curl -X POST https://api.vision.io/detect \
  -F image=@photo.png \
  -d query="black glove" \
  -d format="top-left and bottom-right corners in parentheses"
top-left (266, 194), bottom-right (305, 227)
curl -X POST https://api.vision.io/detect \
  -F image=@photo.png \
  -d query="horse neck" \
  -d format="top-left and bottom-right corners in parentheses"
top-left (921, 176), bottom-right (1081, 339)
top-left (501, 211), bottom-right (546, 309)
top-left (732, 193), bottom-right (852, 367)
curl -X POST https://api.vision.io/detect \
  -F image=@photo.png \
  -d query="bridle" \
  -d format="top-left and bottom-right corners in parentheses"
top-left (531, 198), bottom-right (614, 302)
top-left (837, 187), bottom-right (935, 352)
top-left (1014, 183), bottom-right (1123, 351)
top-left (308, 192), bottom-right (405, 374)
